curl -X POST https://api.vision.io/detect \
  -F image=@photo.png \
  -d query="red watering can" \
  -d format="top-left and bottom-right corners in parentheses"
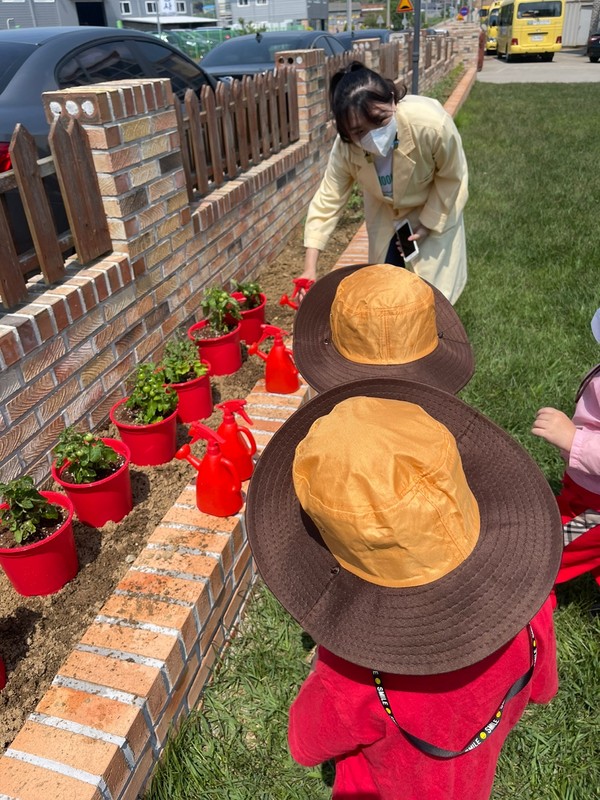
top-left (176, 423), bottom-right (242, 517)
top-left (248, 325), bottom-right (300, 394)
top-left (215, 399), bottom-right (257, 481)
top-left (279, 277), bottom-right (314, 311)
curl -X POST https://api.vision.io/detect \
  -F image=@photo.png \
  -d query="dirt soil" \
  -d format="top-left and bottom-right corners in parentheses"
top-left (0, 208), bottom-right (364, 752)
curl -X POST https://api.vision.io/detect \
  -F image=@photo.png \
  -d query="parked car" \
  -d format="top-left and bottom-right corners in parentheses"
top-left (334, 28), bottom-right (394, 49)
top-left (199, 30), bottom-right (347, 80)
top-left (587, 30), bottom-right (600, 63)
top-left (0, 26), bottom-right (216, 252)
top-left (0, 26), bottom-right (216, 168)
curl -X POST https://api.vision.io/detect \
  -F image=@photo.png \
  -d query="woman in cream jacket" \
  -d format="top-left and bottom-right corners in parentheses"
top-left (301, 63), bottom-right (469, 305)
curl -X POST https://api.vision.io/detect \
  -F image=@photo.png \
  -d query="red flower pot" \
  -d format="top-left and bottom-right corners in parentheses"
top-left (110, 398), bottom-right (178, 466)
top-left (0, 492), bottom-right (78, 596)
top-left (51, 438), bottom-right (133, 527)
top-left (168, 361), bottom-right (213, 424)
top-left (230, 292), bottom-right (267, 346)
top-left (187, 320), bottom-right (242, 376)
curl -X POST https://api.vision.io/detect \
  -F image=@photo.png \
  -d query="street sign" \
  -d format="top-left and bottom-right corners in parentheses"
top-left (459, 5), bottom-right (469, 15)
top-left (396, 0), bottom-right (414, 11)
top-left (159, 0), bottom-right (177, 14)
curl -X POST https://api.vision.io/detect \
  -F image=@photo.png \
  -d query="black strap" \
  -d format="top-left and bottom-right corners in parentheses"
top-left (372, 624), bottom-right (537, 760)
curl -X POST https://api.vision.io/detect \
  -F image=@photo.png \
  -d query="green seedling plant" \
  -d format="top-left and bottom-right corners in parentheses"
top-left (233, 280), bottom-right (263, 310)
top-left (53, 427), bottom-right (119, 485)
top-left (125, 363), bottom-right (178, 425)
top-left (200, 287), bottom-right (242, 336)
top-left (160, 337), bottom-right (209, 384)
top-left (0, 476), bottom-right (60, 545)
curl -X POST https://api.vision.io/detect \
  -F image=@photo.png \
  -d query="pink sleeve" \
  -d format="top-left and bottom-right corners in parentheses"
top-left (288, 669), bottom-right (363, 767)
top-left (569, 428), bottom-right (600, 477)
top-left (529, 599), bottom-right (559, 705)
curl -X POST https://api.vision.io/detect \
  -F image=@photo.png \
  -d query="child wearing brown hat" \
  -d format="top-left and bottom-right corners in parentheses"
top-left (246, 379), bottom-right (561, 800)
top-left (293, 263), bottom-right (474, 395)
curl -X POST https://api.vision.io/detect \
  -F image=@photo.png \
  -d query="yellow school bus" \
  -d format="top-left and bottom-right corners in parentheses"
top-left (485, 1), bottom-right (502, 52)
top-left (496, 0), bottom-right (564, 61)
top-left (479, 3), bottom-right (492, 22)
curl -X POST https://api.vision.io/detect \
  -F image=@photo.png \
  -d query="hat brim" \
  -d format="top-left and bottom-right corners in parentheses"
top-left (245, 378), bottom-right (562, 675)
top-left (292, 264), bottom-right (475, 395)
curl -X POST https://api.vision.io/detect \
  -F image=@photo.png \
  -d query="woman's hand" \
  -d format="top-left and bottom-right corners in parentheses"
top-left (531, 407), bottom-right (577, 453)
top-left (298, 249), bottom-right (319, 301)
top-left (410, 224), bottom-right (430, 244)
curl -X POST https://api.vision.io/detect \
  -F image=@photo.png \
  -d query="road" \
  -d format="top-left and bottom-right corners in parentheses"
top-left (477, 47), bottom-right (600, 83)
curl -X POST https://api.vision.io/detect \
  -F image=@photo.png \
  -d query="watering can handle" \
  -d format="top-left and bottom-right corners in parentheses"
top-left (221, 455), bottom-right (242, 492)
top-left (237, 426), bottom-right (257, 457)
top-left (285, 348), bottom-right (298, 368)
top-left (291, 278), bottom-right (314, 297)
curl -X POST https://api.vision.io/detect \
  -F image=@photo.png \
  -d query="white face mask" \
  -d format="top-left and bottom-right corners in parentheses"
top-left (360, 116), bottom-right (397, 157)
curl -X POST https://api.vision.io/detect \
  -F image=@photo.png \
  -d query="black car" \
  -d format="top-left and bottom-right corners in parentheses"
top-left (587, 30), bottom-right (600, 63)
top-left (334, 28), bottom-right (394, 49)
top-left (0, 27), bottom-right (216, 251)
top-left (199, 30), bottom-right (347, 80)
top-left (0, 26), bottom-right (216, 167)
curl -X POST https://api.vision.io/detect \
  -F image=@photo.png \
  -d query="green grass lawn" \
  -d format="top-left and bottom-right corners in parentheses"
top-left (146, 82), bottom-right (600, 799)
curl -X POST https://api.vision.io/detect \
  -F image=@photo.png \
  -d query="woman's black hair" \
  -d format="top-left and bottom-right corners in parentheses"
top-left (329, 62), bottom-right (407, 143)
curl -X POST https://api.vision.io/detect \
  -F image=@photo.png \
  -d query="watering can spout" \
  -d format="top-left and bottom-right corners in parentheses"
top-left (278, 277), bottom-right (314, 311)
top-left (175, 443), bottom-right (202, 471)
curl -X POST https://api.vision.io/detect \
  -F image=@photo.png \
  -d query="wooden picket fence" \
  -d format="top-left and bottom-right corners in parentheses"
top-left (0, 118), bottom-right (111, 309)
top-left (179, 67), bottom-right (300, 198)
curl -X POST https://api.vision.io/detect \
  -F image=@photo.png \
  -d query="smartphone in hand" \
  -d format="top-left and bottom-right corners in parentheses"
top-left (394, 219), bottom-right (419, 263)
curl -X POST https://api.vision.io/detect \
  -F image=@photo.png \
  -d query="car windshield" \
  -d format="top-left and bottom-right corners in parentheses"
top-left (0, 43), bottom-right (36, 95)
top-left (204, 37), bottom-right (309, 66)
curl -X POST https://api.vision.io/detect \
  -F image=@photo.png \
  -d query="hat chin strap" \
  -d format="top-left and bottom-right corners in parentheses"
top-left (371, 624), bottom-right (537, 759)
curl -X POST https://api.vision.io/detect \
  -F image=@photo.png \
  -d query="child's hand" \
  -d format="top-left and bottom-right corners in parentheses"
top-left (531, 407), bottom-right (577, 452)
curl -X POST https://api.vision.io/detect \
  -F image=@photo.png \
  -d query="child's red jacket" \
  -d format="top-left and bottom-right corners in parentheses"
top-left (288, 598), bottom-right (557, 800)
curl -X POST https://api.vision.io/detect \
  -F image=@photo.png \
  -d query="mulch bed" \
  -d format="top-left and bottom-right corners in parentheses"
top-left (0, 208), bottom-right (364, 752)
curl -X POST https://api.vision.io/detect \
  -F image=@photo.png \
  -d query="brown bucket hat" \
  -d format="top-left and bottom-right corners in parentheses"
top-left (293, 264), bottom-right (474, 394)
top-left (245, 378), bottom-right (562, 675)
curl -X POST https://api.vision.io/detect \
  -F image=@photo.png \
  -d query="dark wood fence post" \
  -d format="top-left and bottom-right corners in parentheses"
top-left (48, 117), bottom-right (111, 265)
top-left (9, 124), bottom-right (64, 285)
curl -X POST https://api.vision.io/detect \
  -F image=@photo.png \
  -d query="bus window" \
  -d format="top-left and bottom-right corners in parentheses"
top-left (517, 1), bottom-right (562, 16)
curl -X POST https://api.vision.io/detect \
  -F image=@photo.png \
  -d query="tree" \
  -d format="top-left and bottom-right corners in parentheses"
top-left (236, 18), bottom-right (267, 35)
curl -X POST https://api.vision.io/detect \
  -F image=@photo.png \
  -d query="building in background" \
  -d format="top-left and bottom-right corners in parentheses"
top-left (0, 0), bottom-right (231, 30)
top-left (0, 0), bottom-right (338, 30)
